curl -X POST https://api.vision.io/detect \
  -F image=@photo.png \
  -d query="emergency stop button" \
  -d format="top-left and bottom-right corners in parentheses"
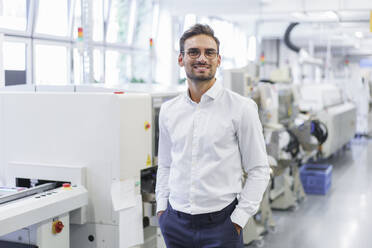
top-left (52, 220), bottom-right (64, 234)
top-left (62, 183), bottom-right (71, 189)
top-left (144, 121), bottom-right (151, 130)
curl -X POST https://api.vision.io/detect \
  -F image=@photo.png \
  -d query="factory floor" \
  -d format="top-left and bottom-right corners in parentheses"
top-left (247, 138), bottom-right (372, 248)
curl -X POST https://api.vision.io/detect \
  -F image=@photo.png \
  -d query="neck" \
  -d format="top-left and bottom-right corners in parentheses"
top-left (187, 78), bottom-right (216, 103)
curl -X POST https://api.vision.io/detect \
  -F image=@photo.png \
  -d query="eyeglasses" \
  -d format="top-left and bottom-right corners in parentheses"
top-left (181, 48), bottom-right (218, 59)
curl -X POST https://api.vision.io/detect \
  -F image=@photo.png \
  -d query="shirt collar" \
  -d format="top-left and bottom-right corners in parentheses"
top-left (204, 80), bottom-right (223, 100)
top-left (184, 79), bottom-right (223, 103)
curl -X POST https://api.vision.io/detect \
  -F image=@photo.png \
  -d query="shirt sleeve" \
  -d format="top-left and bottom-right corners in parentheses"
top-left (155, 105), bottom-right (172, 213)
top-left (230, 100), bottom-right (270, 228)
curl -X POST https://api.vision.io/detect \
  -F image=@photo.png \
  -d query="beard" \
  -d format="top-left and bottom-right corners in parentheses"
top-left (185, 62), bottom-right (216, 83)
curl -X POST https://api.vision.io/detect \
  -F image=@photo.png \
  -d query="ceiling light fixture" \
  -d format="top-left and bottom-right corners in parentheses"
top-left (291, 10), bottom-right (339, 22)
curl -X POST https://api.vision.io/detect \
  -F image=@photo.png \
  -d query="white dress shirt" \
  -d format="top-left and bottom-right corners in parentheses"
top-left (155, 80), bottom-right (270, 228)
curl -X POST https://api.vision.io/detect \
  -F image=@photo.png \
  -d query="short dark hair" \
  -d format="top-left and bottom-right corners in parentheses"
top-left (179, 24), bottom-right (220, 54)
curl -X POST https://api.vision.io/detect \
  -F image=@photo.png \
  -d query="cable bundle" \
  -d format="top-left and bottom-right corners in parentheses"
top-left (310, 120), bottom-right (328, 145)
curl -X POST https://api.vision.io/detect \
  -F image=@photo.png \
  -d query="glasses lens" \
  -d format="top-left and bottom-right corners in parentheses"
top-left (187, 49), bottom-right (200, 58)
top-left (186, 49), bottom-right (218, 59)
top-left (205, 49), bottom-right (217, 59)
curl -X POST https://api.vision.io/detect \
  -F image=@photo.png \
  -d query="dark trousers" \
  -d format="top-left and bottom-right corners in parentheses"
top-left (159, 199), bottom-right (244, 248)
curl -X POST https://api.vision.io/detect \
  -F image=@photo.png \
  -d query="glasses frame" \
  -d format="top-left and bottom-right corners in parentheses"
top-left (181, 48), bottom-right (219, 59)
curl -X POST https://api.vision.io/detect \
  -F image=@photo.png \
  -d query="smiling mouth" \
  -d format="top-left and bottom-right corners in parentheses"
top-left (193, 64), bottom-right (210, 70)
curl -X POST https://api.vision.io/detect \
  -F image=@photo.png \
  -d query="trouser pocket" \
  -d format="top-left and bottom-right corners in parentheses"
top-left (225, 216), bottom-right (240, 239)
top-left (158, 208), bottom-right (168, 230)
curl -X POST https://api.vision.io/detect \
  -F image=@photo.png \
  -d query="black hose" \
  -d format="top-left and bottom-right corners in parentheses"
top-left (259, 79), bottom-right (276, 84)
top-left (284, 129), bottom-right (300, 158)
top-left (284, 23), bottom-right (301, 53)
top-left (311, 120), bottom-right (328, 145)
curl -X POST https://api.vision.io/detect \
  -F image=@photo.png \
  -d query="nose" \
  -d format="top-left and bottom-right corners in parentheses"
top-left (196, 52), bottom-right (208, 62)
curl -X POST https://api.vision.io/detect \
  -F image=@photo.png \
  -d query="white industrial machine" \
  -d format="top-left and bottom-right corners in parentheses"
top-left (242, 165), bottom-right (276, 247)
top-left (223, 71), bottom-right (280, 245)
top-left (264, 125), bottom-right (300, 210)
top-left (74, 86), bottom-right (180, 248)
top-left (222, 64), bottom-right (259, 98)
top-left (298, 83), bottom-right (357, 158)
top-left (0, 91), bottom-right (156, 248)
top-left (73, 85), bottom-right (181, 164)
top-left (149, 92), bottom-right (180, 165)
top-left (252, 82), bottom-right (304, 211)
top-left (0, 182), bottom-right (88, 248)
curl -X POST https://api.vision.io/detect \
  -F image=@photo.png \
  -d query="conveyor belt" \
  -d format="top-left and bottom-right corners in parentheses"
top-left (0, 183), bottom-right (56, 205)
top-left (0, 240), bottom-right (38, 248)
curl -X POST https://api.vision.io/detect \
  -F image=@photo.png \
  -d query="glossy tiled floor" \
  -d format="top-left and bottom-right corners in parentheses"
top-left (247, 138), bottom-right (372, 248)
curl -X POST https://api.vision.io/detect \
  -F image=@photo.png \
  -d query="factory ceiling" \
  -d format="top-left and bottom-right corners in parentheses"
top-left (162, 0), bottom-right (372, 55)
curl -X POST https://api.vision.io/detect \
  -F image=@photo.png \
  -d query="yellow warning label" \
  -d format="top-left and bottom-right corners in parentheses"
top-left (146, 154), bottom-right (152, 166)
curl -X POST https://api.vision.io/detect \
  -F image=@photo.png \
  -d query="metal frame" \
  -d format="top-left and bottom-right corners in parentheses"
top-left (68, 0), bottom-right (77, 39)
top-left (1, 0), bottom-right (163, 86)
top-left (127, 0), bottom-right (137, 46)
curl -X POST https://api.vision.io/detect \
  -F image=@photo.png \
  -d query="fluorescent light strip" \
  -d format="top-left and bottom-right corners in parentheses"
top-left (292, 11), bottom-right (339, 21)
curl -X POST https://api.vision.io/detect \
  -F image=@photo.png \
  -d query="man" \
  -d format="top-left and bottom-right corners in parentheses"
top-left (155, 24), bottom-right (270, 248)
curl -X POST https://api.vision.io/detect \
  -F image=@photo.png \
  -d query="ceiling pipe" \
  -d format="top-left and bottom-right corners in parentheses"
top-left (284, 22), bottom-right (323, 66)
top-left (284, 22), bottom-right (300, 53)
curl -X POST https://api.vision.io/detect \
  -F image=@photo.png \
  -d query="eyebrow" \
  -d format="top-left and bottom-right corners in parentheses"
top-left (187, 48), bottom-right (217, 51)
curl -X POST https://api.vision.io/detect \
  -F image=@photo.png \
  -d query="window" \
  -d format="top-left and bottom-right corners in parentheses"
top-left (155, 9), bottom-right (172, 85)
top-left (73, 48), bottom-right (83, 84)
top-left (131, 52), bottom-right (150, 83)
top-left (93, 49), bottom-right (103, 83)
top-left (35, 44), bottom-right (68, 85)
top-left (72, 0), bottom-right (82, 40)
top-left (107, 0), bottom-right (131, 44)
top-left (73, 48), bottom-right (103, 84)
top-left (35, 0), bottom-right (68, 36)
top-left (92, 0), bottom-right (104, 41)
top-left (3, 42), bottom-right (26, 70)
top-left (132, 0), bottom-right (153, 49)
top-left (0, 0), bottom-right (27, 31)
top-left (105, 50), bottom-right (130, 85)
top-left (3, 41), bottom-right (27, 85)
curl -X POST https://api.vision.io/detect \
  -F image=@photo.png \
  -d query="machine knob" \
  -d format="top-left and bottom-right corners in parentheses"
top-left (52, 220), bottom-right (64, 234)
top-left (143, 216), bottom-right (150, 228)
top-left (88, 235), bottom-right (95, 242)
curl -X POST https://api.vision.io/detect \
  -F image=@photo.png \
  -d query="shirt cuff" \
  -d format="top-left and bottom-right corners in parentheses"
top-left (230, 207), bottom-right (251, 229)
top-left (156, 198), bottom-right (168, 213)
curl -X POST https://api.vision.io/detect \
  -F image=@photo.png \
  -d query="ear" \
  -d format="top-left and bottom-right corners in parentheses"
top-left (178, 53), bottom-right (184, 67)
top-left (217, 54), bottom-right (221, 67)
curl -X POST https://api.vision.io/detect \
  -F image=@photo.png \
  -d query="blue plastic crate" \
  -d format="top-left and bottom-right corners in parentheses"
top-left (300, 164), bottom-right (332, 195)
